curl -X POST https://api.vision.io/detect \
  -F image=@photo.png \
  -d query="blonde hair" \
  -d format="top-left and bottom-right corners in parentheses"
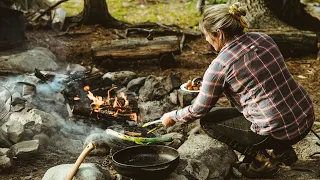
top-left (199, 2), bottom-right (247, 38)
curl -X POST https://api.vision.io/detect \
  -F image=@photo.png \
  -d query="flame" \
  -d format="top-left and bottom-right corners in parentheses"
top-left (84, 85), bottom-right (90, 91)
top-left (84, 85), bottom-right (138, 121)
top-left (120, 92), bottom-right (129, 107)
top-left (73, 97), bottom-right (80, 101)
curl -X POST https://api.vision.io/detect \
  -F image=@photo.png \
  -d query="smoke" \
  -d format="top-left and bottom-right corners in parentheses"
top-left (0, 71), bottom-right (112, 153)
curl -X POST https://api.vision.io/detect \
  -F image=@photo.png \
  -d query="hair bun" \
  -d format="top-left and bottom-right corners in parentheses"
top-left (229, 2), bottom-right (246, 18)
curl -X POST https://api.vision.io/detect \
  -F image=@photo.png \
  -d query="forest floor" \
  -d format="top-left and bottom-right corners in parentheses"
top-left (1, 24), bottom-right (319, 180)
top-left (1, 0), bottom-right (320, 179)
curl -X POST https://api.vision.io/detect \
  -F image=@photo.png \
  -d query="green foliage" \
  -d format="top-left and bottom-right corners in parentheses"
top-left (106, 0), bottom-right (201, 29)
top-left (52, 0), bottom-right (209, 29)
top-left (51, 0), bottom-right (83, 16)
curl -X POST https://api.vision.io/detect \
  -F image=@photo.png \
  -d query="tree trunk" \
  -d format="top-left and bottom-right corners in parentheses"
top-left (80, 0), bottom-right (125, 28)
top-left (232, 0), bottom-right (320, 31)
top-left (266, 0), bottom-right (320, 31)
top-left (231, 0), bottom-right (293, 30)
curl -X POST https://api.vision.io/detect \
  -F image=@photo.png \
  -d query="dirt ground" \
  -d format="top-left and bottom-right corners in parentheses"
top-left (1, 25), bottom-right (320, 179)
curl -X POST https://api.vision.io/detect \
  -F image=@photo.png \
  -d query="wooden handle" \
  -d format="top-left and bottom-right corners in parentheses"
top-left (65, 142), bottom-right (96, 180)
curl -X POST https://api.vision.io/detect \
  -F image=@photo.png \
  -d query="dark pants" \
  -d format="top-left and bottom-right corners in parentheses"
top-left (200, 107), bottom-right (311, 158)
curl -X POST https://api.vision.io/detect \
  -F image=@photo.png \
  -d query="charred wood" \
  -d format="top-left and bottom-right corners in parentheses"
top-left (34, 68), bottom-right (55, 82)
top-left (72, 104), bottom-right (139, 120)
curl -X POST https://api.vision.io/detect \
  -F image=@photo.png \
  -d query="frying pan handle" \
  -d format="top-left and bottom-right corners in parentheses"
top-left (141, 165), bottom-right (170, 171)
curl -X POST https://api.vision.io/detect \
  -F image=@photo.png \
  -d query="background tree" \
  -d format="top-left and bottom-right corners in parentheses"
top-left (229, 0), bottom-right (320, 31)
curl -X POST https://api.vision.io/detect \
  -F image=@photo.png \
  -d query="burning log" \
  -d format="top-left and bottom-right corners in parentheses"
top-left (91, 36), bottom-right (180, 69)
top-left (72, 103), bottom-right (139, 120)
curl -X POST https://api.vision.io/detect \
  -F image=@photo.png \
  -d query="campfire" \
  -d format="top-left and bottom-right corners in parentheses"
top-left (63, 73), bottom-right (141, 123)
top-left (82, 85), bottom-right (138, 121)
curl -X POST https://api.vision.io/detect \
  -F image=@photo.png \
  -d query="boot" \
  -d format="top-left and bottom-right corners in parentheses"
top-left (234, 150), bottom-right (279, 178)
top-left (271, 146), bottom-right (298, 166)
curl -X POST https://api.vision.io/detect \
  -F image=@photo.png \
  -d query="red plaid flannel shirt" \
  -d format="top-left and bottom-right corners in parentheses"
top-left (172, 32), bottom-right (314, 140)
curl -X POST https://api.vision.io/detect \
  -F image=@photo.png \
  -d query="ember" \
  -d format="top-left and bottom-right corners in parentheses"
top-left (85, 85), bottom-right (138, 121)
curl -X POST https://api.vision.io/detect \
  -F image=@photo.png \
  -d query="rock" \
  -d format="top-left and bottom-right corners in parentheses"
top-left (66, 64), bottom-right (87, 74)
top-left (175, 158), bottom-right (210, 180)
top-left (127, 77), bottom-right (146, 93)
top-left (0, 155), bottom-right (12, 169)
top-left (166, 119), bottom-right (200, 137)
top-left (165, 139), bottom-right (183, 149)
top-left (178, 134), bottom-right (237, 179)
top-left (22, 83), bottom-right (36, 97)
top-left (177, 89), bottom-right (197, 107)
top-left (164, 172), bottom-right (188, 180)
top-left (139, 75), bottom-right (168, 102)
top-left (6, 92), bottom-right (26, 112)
top-left (0, 148), bottom-right (10, 156)
top-left (10, 139), bottom-right (39, 159)
top-left (42, 163), bottom-right (111, 180)
top-left (162, 74), bottom-right (181, 93)
top-left (169, 90), bottom-right (178, 105)
top-left (0, 129), bottom-right (12, 148)
top-left (102, 71), bottom-right (137, 86)
top-left (7, 120), bottom-right (24, 143)
top-left (138, 100), bottom-right (176, 122)
top-left (0, 47), bottom-right (58, 73)
top-left (33, 133), bottom-right (50, 149)
top-left (2, 109), bottom-right (62, 135)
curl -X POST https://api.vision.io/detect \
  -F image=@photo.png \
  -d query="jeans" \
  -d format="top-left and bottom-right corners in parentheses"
top-left (200, 107), bottom-right (311, 158)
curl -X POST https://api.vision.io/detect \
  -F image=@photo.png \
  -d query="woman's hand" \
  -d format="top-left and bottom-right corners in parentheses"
top-left (161, 111), bottom-right (176, 127)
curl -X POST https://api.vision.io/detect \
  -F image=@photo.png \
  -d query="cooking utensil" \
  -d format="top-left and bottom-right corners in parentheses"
top-left (112, 145), bottom-right (180, 180)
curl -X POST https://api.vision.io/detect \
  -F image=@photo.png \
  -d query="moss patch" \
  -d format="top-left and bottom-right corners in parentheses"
top-left (51, 0), bottom-right (228, 29)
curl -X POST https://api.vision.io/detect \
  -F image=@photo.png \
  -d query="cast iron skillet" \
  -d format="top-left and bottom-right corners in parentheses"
top-left (112, 145), bottom-right (180, 179)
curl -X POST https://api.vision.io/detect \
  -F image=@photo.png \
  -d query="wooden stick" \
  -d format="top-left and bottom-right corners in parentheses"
top-left (65, 142), bottom-right (96, 180)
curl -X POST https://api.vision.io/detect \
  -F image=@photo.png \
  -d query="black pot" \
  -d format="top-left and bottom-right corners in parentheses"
top-left (112, 145), bottom-right (180, 180)
top-left (0, 7), bottom-right (25, 50)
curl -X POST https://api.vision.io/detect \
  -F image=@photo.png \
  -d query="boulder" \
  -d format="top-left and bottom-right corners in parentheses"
top-left (139, 75), bottom-right (168, 102)
top-left (0, 47), bottom-right (58, 73)
top-left (10, 140), bottom-right (39, 159)
top-left (178, 134), bottom-right (237, 179)
top-left (42, 163), bottom-right (111, 180)
top-left (102, 71), bottom-right (137, 86)
top-left (0, 129), bottom-right (11, 148)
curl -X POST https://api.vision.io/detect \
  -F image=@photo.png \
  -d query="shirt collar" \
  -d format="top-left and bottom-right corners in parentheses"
top-left (219, 32), bottom-right (247, 53)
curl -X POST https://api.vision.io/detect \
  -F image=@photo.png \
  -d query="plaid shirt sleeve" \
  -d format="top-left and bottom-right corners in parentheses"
top-left (171, 32), bottom-right (314, 140)
top-left (171, 59), bottom-right (226, 123)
